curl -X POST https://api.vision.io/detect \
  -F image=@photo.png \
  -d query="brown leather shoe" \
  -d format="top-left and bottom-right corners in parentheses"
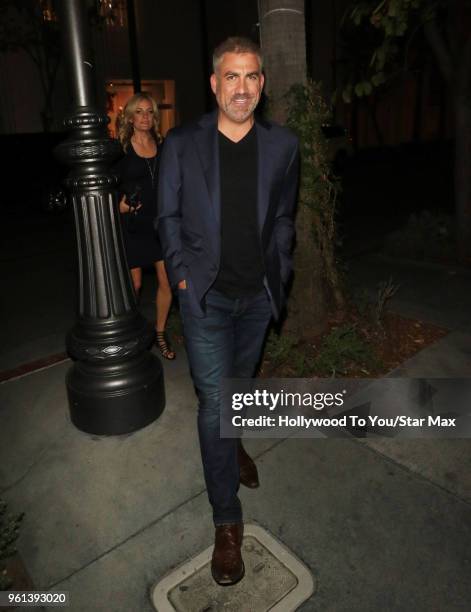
top-left (211, 523), bottom-right (245, 586)
top-left (238, 441), bottom-right (260, 488)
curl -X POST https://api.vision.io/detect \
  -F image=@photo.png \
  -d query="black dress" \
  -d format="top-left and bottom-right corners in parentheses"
top-left (114, 143), bottom-right (162, 268)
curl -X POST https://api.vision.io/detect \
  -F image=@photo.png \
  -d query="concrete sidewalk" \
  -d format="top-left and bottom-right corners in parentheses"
top-left (1, 245), bottom-right (471, 611)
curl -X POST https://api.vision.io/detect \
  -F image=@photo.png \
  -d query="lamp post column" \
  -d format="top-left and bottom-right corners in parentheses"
top-left (55, 0), bottom-right (165, 435)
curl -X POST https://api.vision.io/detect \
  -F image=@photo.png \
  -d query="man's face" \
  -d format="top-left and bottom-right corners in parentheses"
top-left (210, 52), bottom-right (264, 124)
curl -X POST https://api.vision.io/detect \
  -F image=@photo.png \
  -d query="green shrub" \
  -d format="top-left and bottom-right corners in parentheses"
top-left (264, 324), bottom-right (380, 377)
top-left (0, 499), bottom-right (23, 590)
top-left (313, 324), bottom-right (379, 376)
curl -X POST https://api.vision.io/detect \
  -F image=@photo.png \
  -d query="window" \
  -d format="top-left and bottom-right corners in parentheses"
top-left (105, 80), bottom-right (176, 138)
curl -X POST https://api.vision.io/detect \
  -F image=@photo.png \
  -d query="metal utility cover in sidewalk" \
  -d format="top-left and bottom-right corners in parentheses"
top-left (151, 523), bottom-right (315, 611)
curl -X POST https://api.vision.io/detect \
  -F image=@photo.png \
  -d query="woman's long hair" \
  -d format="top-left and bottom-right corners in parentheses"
top-left (118, 93), bottom-right (162, 151)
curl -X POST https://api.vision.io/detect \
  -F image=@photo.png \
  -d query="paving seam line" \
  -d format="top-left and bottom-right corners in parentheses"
top-left (0, 354), bottom-right (70, 385)
top-left (354, 437), bottom-right (471, 509)
top-left (45, 486), bottom-right (210, 591)
top-left (43, 439), bottom-right (293, 590)
top-left (261, 435), bottom-right (471, 509)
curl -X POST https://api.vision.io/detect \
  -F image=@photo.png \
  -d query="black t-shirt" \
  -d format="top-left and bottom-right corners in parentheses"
top-left (213, 125), bottom-right (265, 298)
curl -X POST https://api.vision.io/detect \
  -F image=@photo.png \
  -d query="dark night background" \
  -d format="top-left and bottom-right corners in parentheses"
top-left (1, 0), bottom-right (455, 247)
top-left (0, 0), bottom-right (463, 356)
top-left (1, 4), bottom-right (471, 610)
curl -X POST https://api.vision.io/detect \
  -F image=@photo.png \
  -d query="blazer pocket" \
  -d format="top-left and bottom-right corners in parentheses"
top-left (182, 248), bottom-right (203, 267)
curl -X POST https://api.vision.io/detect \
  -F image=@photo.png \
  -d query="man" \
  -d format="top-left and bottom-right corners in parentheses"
top-left (158, 37), bottom-right (299, 585)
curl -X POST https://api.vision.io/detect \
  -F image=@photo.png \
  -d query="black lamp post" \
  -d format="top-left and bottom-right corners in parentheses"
top-left (126, 0), bottom-right (142, 93)
top-left (55, 0), bottom-right (165, 435)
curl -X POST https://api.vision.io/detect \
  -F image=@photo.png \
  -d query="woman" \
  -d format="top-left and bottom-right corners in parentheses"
top-left (115, 93), bottom-right (175, 360)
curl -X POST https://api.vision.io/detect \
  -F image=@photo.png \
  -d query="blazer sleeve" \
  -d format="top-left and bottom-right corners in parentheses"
top-left (275, 140), bottom-right (300, 285)
top-left (157, 133), bottom-right (185, 288)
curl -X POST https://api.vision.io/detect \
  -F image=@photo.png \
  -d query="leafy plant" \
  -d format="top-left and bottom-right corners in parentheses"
top-left (0, 499), bottom-right (24, 590)
top-left (350, 277), bottom-right (399, 327)
top-left (263, 330), bottom-right (317, 376)
top-left (342, 0), bottom-right (444, 100)
top-left (374, 277), bottom-right (399, 326)
top-left (313, 324), bottom-right (379, 376)
top-left (341, 0), bottom-right (471, 260)
top-left (264, 330), bottom-right (298, 367)
top-left (283, 80), bottom-right (345, 331)
top-left (285, 81), bottom-right (341, 213)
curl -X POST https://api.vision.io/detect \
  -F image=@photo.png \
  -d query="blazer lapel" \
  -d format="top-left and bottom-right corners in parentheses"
top-left (192, 112), bottom-right (221, 230)
top-left (256, 119), bottom-right (274, 235)
top-left (192, 113), bottom-right (274, 242)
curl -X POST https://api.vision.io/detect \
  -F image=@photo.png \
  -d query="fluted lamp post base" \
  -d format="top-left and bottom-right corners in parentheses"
top-left (67, 352), bottom-right (164, 435)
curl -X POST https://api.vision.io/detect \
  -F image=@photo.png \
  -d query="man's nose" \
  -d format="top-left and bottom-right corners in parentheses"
top-left (235, 78), bottom-right (248, 93)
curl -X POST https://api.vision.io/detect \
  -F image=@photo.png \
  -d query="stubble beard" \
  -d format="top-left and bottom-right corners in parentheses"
top-left (223, 96), bottom-right (259, 124)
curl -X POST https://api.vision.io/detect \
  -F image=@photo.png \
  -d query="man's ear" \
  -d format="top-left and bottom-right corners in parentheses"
top-left (260, 73), bottom-right (265, 91)
top-left (210, 73), bottom-right (217, 95)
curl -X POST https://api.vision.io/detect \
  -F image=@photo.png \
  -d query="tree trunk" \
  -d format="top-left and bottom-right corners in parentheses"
top-left (454, 94), bottom-right (471, 263)
top-left (259, 0), bottom-right (307, 123)
top-left (286, 206), bottom-right (328, 340)
top-left (424, 17), bottom-right (471, 263)
top-left (259, 0), bottom-right (332, 339)
top-left (453, 21), bottom-right (471, 263)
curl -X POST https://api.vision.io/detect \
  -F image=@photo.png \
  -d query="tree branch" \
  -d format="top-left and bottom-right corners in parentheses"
top-left (424, 18), bottom-right (454, 83)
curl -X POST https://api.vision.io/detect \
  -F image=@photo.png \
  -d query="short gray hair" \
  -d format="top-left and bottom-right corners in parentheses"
top-left (212, 36), bottom-right (263, 73)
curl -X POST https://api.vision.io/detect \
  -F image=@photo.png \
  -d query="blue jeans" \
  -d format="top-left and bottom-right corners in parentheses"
top-left (179, 288), bottom-right (272, 525)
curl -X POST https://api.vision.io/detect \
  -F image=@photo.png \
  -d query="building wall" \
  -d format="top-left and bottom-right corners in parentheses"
top-left (99, 0), bottom-right (208, 124)
top-left (0, 0), bottom-right (263, 134)
top-left (1, 0), bottom-right (451, 143)
top-left (306, 0), bottom-right (452, 148)
top-left (0, 0), bottom-right (209, 134)
top-left (0, 49), bottom-right (55, 133)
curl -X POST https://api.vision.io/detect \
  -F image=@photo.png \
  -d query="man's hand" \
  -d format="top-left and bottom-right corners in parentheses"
top-left (178, 280), bottom-right (187, 290)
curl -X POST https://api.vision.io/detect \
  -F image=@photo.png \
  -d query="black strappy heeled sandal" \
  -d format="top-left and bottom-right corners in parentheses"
top-left (156, 331), bottom-right (176, 360)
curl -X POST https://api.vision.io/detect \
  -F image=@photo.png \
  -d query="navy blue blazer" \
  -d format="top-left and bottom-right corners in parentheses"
top-left (157, 110), bottom-right (299, 319)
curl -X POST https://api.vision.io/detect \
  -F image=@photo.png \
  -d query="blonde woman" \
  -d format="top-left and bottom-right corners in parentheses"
top-left (114, 93), bottom-right (175, 359)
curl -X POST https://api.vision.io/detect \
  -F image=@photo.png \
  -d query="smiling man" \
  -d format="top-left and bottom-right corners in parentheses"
top-left (158, 37), bottom-right (299, 586)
